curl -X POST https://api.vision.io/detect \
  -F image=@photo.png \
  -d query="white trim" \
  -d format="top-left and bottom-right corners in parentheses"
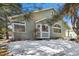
top-left (52, 24), bottom-right (61, 29)
top-left (36, 24), bottom-right (41, 38)
top-left (36, 24), bottom-right (50, 38)
top-left (53, 23), bottom-right (61, 27)
top-left (53, 27), bottom-right (61, 29)
top-left (35, 18), bottom-right (47, 23)
top-left (52, 25), bottom-right (62, 33)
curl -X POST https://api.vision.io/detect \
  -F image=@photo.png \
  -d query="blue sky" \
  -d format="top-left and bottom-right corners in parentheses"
top-left (22, 3), bottom-right (72, 28)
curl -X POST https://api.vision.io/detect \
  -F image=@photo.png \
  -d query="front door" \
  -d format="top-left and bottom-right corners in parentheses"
top-left (36, 24), bottom-right (50, 38)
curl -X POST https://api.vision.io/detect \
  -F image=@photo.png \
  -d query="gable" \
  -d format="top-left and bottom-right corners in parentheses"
top-left (32, 9), bottom-right (55, 21)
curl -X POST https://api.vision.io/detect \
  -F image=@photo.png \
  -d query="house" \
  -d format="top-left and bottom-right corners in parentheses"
top-left (8, 8), bottom-right (68, 40)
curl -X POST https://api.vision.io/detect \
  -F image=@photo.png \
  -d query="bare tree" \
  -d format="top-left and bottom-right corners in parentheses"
top-left (0, 3), bottom-right (22, 39)
top-left (60, 3), bottom-right (79, 41)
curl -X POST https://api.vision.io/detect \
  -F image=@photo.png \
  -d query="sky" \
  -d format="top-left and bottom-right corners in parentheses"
top-left (21, 3), bottom-right (72, 28)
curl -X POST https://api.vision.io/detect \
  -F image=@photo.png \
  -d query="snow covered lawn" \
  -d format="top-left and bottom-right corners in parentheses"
top-left (8, 39), bottom-right (79, 56)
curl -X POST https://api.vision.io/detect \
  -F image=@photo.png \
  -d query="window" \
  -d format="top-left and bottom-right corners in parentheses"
top-left (53, 28), bottom-right (61, 33)
top-left (42, 25), bottom-right (48, 32)
top-left (53, 24), bottom-right (61, 33)
top-left (54, 24), bottom-right (61, 28)
top-left (13, 22), bottom-right (26, 32)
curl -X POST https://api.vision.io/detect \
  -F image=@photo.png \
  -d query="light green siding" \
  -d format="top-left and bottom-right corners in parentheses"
top-left (36, 19), bottom-right (65, 39)
top-left (13, 20), bottom-right (35, 40)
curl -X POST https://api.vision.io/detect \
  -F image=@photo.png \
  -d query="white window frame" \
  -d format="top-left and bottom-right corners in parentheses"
top-left (52, 24), bottom-right (61, 33)
top-left (41, 24), bottom-right (50, 38)
top-left (12, 22), bottom-right (26, 33)
top-left (42, 24), bottom-right (50, 32)
top-left (36, 24), bottom-right (50, 38)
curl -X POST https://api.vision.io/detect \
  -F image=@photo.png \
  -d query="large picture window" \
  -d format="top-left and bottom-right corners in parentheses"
top-left (13, 22), bottom-right (26, 32)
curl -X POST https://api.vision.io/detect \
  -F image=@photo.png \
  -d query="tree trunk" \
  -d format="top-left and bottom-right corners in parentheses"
top-left (71, 15), bottom-right (79, 42)
top-left (5, 25), bottom-right (9, 39)
top-left (5, 14), bottom-right (9, 40)
top-left (68, 30), bottom-right (69, 38)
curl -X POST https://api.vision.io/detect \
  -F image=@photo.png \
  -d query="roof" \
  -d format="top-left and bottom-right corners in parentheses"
top-left (8, 8), bottom-right (56, 19)
top-left (32, 8), bottom-right (56, 13)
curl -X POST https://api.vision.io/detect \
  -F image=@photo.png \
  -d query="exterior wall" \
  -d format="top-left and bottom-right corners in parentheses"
top-left (32, 9), bottom-right (65, 39)
top-left (51, 21), bottom-right (65, 39)
top-left (10, 9), bottom-right (66, 40)
top-left (36, 20), bottom-right (65, 39)
top-left (13, 20), bottom-right (35, 40)
top-left (11, 9), bottom-right (56, 40)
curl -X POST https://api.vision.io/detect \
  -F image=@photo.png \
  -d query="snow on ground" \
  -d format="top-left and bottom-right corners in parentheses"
top-left (8, 39), bottom-right (79, 56)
